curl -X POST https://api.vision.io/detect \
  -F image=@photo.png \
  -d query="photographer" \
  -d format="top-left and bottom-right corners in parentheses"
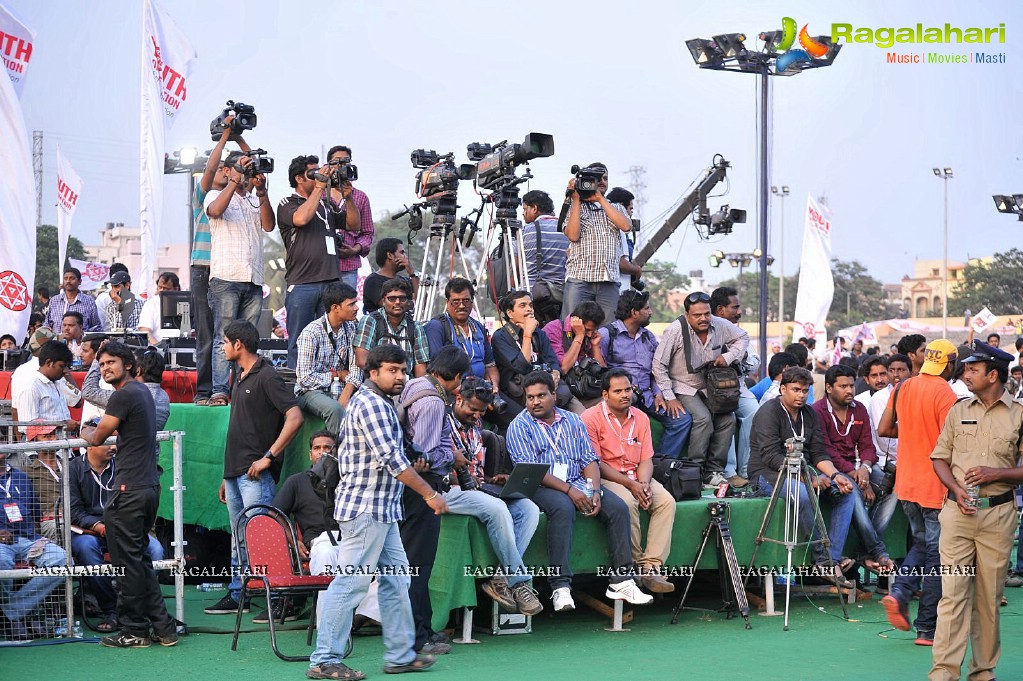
top-left (277, 155), bottom-right (344, 369)
top-left (562, 162), bottom-right (633, 324)
top-left (327, 145), bottom-right (372, 289)
top-left (521, 190), bottom-right (568, 327)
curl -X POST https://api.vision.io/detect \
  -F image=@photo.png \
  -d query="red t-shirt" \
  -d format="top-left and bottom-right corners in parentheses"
top-left (887, 374), bottom-right (956, 508)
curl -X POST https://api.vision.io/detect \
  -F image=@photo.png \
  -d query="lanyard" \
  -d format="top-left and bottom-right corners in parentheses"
top-left (449, 316), bottom-right (479, 364)
top-left (783, 404), bottom-right (805, 441)
top-left (535, 417), bottom-right (566, 463)
top-left (89, 461), bottom-right (115, 507)
top-left (601, 401), bottom-right (638, 469)
top-left (1, 472), bottom-right (12, 499)
top-left (825, 400), bottom-right (855, 439)
top-left (321, 318), bottom-right (351, 369)
top-left (504, 323), bottom-right (537, 364)
top-left (37, 456), bottom-right (62, 483)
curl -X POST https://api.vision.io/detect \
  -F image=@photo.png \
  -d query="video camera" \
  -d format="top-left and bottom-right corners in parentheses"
top-left (236, 148), bottom-right (274, 177)
top-left (305, 158), bottom-right (358, 186)
top-left (698, 204), bottom-right (747, 236)
top-left (464, 133), bottom-right (554, 191)
top-left (210, 100), bottom-right (257, 142)
top-left (411, 149), bottom-right (472, 197)
top-left (570, 164), bottom-right (604, 200)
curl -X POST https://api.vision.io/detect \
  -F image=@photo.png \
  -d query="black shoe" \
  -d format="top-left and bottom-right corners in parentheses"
top-left (101, 632), bottom-right (152, 648)
top-left (252, 602), bottom-right (302, 624)
top-left (152, 630), bottom-right (179, 647)
top-left (203, 595), bottom-right (249, 615)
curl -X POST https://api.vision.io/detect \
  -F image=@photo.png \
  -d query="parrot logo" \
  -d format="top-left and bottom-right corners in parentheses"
top-left (771, 17), bottom-right (830, 72)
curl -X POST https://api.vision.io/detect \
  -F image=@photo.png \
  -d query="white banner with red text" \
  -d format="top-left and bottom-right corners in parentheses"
top-left (0, 3), bottom-right (35, 97)
top-left (56, 145), bottom-right (83, 276)
top-left (791, 194), bottom-right (834, 348)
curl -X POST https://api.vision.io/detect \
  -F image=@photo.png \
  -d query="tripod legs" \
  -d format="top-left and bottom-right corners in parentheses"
top-left (671, 511), bottom-right (751, 629)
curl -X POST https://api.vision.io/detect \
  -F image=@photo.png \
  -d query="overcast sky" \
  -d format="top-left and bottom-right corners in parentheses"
top-left (10, 0), bottom-right (1022, 286)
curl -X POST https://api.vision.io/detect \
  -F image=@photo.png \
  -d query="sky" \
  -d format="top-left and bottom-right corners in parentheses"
top-left (9, 0), bottom-right (1023, 287)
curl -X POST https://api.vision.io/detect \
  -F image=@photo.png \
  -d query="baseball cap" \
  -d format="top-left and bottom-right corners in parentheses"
top-left (26, 421), bottom-right (58, 441)
top-left (919, 339), bottom-right (958, 376)
top-left (28, 326), bottom-right (56, 353)
top-left (961, 340), bottom-right (1014, 367)
top-left (110, 271), bottom-right (131, 286)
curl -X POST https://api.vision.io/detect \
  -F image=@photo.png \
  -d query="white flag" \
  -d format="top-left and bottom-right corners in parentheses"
top-left (791, 194), bottom-right (834, 347)
top-left (139, 0), bottom-right (196, 295)
top-left (0, 7), bottom-right (34, 339)
top-left (0, 3), bottom-right (35, 98)
top-left (56, 145), bottom-right (83, 275)
top-left (67, 258), bottom-right (111, 291)
top-left (970, 307), bottom-right (997, 334)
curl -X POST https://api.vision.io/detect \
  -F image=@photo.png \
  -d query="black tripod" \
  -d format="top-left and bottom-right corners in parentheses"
top-left (671, 502), bottom-right (751, 629)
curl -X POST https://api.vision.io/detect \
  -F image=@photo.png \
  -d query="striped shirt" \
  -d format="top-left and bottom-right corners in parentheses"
top-left (338, 188), bottom-right (374, 274)
top-left (521, 215), bottom-right (569, 285)
top-left (353, 311), bottom-right (431, 368)
top-left (506, 407), bottom-right (597, 493)
top-left (191, 184), bottom-right (211, 266)
top-left (204, 189), bottom-right (264, 285)
top-left (295, 314), bottom-right (358, 395)
top-left (334, 383), bottom-right (412, 524)
top-left (565, 201), bottom-right (629, 283)
top-left (45, 291), bottom-right (102, 332)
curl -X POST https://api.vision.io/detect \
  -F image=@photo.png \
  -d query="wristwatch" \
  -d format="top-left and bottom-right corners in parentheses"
top-left (263, 450), bottom-right (276, 461)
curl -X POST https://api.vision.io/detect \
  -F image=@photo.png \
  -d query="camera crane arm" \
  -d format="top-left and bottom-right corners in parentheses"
top-left (632, 155), bottom-right (730, 268)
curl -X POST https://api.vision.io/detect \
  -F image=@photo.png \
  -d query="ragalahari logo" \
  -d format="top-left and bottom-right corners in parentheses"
top-left (769, 17), bottom-right (831, 72)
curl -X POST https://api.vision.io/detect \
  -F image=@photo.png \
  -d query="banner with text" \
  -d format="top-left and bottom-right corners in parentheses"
top-left (140, 0), bottom-right (196, 294)
top-left (67, 258), bottom-right (111, 291)
top-left (56, 145), bottom-right (83, 276)
top-left (791, 194), bottom-right (834, 347)
top-left (0, 3), bottom-right (35, 97)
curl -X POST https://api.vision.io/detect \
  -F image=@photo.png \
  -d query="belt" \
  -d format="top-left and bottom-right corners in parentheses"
top-left (419, 471), bottom-right (451, 494)
top-left (964, 490), bottom-right (1015, 510)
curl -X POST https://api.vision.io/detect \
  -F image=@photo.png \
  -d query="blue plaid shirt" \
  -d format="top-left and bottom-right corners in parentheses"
top-left (353, 311), bottom-right (431, 370)
top-left (506, 407), bottom-right (597, 493)
top-left (334, 382), bottom-right (412, 524)
top-left (295, 314), bottom-right (358, 394)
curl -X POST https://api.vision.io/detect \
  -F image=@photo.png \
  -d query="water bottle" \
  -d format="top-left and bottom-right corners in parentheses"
top-left (584, 478), bottom-right (594, 500)
top-left (54, 617), bottom-right (68, 637)
top-left (331, 376), bottom-right (342, 400)
top-left (966, 483), bottom-right (980, 509)
top-left (72, 620), bottom-right (83, 638)
top-left (197, 582), bottom-right (227, 592)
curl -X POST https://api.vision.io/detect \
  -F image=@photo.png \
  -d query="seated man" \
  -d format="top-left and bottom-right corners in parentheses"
top-left (18, 422), bottom-right (63, 541)
top-left (68, 441), bottom-right (165, 633)
top-left (811, 365), bottom-right (892, 571)
top-left (353, 278), bottom-right (429, 384)
top-left (542, 301), bottom-right (606, 412)
top-left (0, 450), bottom-right (68, 640)
top-left (506, 371), bottom-right (652, 612)
top-left (444, 376), bottom-right (543, 615)
top-left (361, 237), bottom-right (419, 316)
top-left (747, 367), bottom-right (857, 584)
top-left (599, 290), bottom-right (691, 460)
top-left (294, 282), bottom-right (360, 434)
top-left (59, 311), bottom-right (86, 367)
top-left (582, 370), bottom-right (675, 593)
top-left (137, 272), bottom-right (181, 346)
top-left (758, 351), bottom-right (800, 404)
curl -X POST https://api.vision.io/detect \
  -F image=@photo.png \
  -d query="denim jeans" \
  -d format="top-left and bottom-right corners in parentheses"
top-left (756, 472), bottom-right (856, 564)
top-left (891, 500), bottom-right (942, 634)
top-left (339, 270), bottom-right (359, 290)
top-left (225, 472), bottom-right (277, 602)
top-left (190, 264), bottom-right (214, 399)
top-left (286, 281), bottom-right (335, 368)
top-left (0, 537), bottom-right (66, 621)
top-left (644, 406), bottom-right (692, 460)
top-left (297, 389), bottom-right (345, 435)
top-left (846, 475), bottom-right (888, 560)
top-left (311, 514), bottom-right (416, 669)
top-left (869, 464), bottom-right (900, 539)
top-left (679, 393), bottom-right (734, 476)
top-left (725, 394), bottom-right (759, 478)
top-left (208, 278), bottom-right (263, 397)
top-left (531, 485), bottom-right (634, 590)
top-left (71, 533), bottom-right (165, 615)
top-left (561, 279), bottom-right (621, 330)
top-left (443, 488), bottom-right (540, 587)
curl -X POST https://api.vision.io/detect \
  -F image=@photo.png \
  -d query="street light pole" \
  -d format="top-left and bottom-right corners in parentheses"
top-left (933, 168), bottom-right (953, 337)
top-left (757, 66), bottom-right (770, 364)
top-left (772, 184), bottom-right (789, 342)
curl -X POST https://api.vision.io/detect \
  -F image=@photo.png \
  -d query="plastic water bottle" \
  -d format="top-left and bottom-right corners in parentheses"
top-left (197, 582), bottom-right (227, 592)
top-left (54, 617), bottom-right (68, 637)
top-left (584, 478), bottom-right (594, 500)
top-left (966, 483), bottom-right (980, 509)
top-left (331, 376), bottom-right (342, 400)
top-left (72, 620), bottom-right (83, 638)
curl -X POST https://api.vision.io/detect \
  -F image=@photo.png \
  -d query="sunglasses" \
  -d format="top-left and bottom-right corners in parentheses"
top-left (686, 292), bottom-right (711, 305)
top-left (384, 295), bottom-right (409, 303)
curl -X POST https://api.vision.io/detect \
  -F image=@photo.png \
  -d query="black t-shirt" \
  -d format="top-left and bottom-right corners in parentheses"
top-left (276, 194), bottom-right (343, 286)
top-left (225, 357), bottom-right (298, 479)
top-left (362, 272), bottom-right (414, 315)
top-left (106, 380), bottom-right (159, 488)
top-left (272, 470), bottom-right (328, 549)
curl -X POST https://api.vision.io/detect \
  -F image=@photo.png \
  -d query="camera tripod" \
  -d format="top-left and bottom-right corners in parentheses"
top-left (671, 502), bottom-right (751, 629)
top-left (469, 179), bottom-right (533, 302)
top-left (744, 454), bottom-right (850, 630)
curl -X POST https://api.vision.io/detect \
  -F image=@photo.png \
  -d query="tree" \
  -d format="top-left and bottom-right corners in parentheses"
top-left (643, 260), bottom-right (691, 322)
top-left (262, 232), bottom-right (287, 313)
top-left (948, 248), bottom-right (1023, 316)
top-left (35, 224), bottom-right (86, 295)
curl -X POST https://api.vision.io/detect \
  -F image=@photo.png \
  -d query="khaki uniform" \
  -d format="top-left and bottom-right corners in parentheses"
top-left (928, 392), bottom-right (1023, 681)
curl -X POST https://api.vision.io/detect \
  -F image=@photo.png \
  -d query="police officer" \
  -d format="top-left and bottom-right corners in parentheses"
top-left (929, 341), bottom-right (1023, 681)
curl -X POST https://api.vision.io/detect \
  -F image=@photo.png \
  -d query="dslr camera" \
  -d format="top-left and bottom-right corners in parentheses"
top-left (328, 157), bottom-right (359, 183)
top-left (877, 461), bottom-right (896, 496)
top-left (235, 148), bottom-right (274, 178)
top-left (210, 100), bottom-right (257, 141)
top-left (570, 164), bottom-right (604, 200)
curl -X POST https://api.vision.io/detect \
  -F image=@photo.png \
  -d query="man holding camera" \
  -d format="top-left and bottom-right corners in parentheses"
top-left (327, 146), bottom-right (372, 290)
top-left (204, 152), bottom-right (275, 405)
top-left (562, 163), bottom-right (633, 325)
top-left (277, 155), bottom-right (347, 369)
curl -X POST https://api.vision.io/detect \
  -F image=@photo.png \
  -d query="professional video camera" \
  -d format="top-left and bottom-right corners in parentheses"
top-left (235, 148), bottom-right (274, 177)
top-left (305, 158), bottom-right (358, 187)
top-left (697, 204), bottom-right (747, 236)
top-left (570, 164), bottom-right (604, 200)
top-left (210, 100), bottom-right (257, 141)
top-left (464, 133), bottom-right (554, 191)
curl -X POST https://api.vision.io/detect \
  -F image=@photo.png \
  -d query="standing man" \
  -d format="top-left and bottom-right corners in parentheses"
top-left (105, 271), bottom-right (140, 331)
top-left (362, 238), bottom-right (419, 316)
top-left (137, 273), bottom-right (182, 346)
top-left (878, 339), bottom-right (958, 646)
top-left (897, 334), bottom-right (928, 376)
top-left (652, 292), bottom-right (748, 488)
top-left (867, 353), bottom-right (911, 539)
top-left (929, 341), bottom-right (1022, 681)
top-left (204, 154), bottom-right (275, 406)
top-left (327, 145), bottom-right (373, 290)
top-left (309, 345), bottom-right (447, 679)
top-left (84, 342), bottom-right (176, 648)
top-left (204, 320), bottom-right (304, 616)
top-left (561, 163), bottom-right (633, 324)
top-left (45, 267), bottom-right (102, 332)
top-left (520, 189), bottom-right (568, 327)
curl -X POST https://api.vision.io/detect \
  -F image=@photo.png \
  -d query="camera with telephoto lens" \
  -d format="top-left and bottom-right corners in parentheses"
top-left (235, 148), bottom-right (274, 177)
top-left (575, 355), bottom-right (605, 379)
top-left (210, 100), bottom-right (257, 141)
top-left (571, 164), bottom-right (604, 200)
top-left (454, 466), bottom-right (478, 491)
top-left (328, 157), bottom-right (359, 183)
top-left (878, 460), bottom-right (897, 496)
top-left (490, 395), bottom-right (509, 415)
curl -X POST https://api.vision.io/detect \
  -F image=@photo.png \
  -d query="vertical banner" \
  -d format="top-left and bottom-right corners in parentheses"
top-left (0, 4), bottom-right (35, 339)
top-left (56, 145), bottom-right (83, 274)
top-left (791, 194), bottom-right (834, 348)
top-left (139, 0), bottom-right (195, 294)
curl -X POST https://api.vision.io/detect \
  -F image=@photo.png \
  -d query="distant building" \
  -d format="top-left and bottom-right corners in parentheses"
top-left (899, 258), bottom-right (966, 318)
top-left (83, 222), bottom-right (189, 287)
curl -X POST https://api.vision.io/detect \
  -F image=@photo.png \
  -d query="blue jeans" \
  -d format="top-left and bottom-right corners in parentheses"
top-left (225, 472), bottom-right (277, 602)
top-left (339, 270), bottom-right (359, 290)
top-left (725, 394), bottom-right (759, 478)
top-left (311, 513), bottom-right (416, 668)
top-left (869, 464), bottom-right (899, 539)
top-left (0, 537), bottom-right (67, 621)
top-left (443, 488), bottom-right (540, 587)
top-left (71, 533), bottom-right (164, 615)
top-left (209, 278), bottom-right (263, 397)
top-left (847, 476), bottom-right (888, 560)
top-left (297, 389), bottom-right (345, 436)
top-left (891, 500), bottom-right (942, 634)
top-left (645, 406), bottom-right (692, 460)
top-left (190, 264), bottom-right (214, 399)
top-left (561, 279), bottom-right (621, 330)
top-left (286, 281), bottom-right (336, 368)
top-left (756, 472), bottom-right (856, 564)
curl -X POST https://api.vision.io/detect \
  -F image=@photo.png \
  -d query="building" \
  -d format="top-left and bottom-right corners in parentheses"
top-left (83, 222), bottom-right (189, 287)
top-left (899, 258), bottom-right (966, 318)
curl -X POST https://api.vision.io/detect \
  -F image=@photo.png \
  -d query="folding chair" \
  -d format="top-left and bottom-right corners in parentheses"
top-left (231, 504), bottom-right (334, 661)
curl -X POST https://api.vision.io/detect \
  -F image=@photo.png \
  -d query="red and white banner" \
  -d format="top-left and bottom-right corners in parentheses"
top-left (791, 194), bottom-right (834, 348)
top-left (970, 307), bottom-right (997, 334)
top-left (0, 4), bottom-right (34, 339)
top-left (0, 4), bottom-right (35, 98)
top-left (56, 144), bottom-right (83, 276)
top-left (139, 0), bottom-right (196, 294)
top-left (67, 258), bottom-right (111, 291)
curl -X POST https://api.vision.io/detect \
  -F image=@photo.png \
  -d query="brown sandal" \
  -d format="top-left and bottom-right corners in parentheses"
top-left (306, 663), bottom-right (366, 680)
top-left (206, 395), bottom-right (229, 407)
top-left (384, 654), bottom-right (435, 674)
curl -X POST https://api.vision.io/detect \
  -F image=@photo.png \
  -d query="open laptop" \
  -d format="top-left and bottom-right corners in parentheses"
top-left (480, 463), bottom-right (550, 500)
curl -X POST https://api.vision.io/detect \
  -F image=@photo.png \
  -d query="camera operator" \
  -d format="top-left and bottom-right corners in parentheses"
top-left (276, 155), bottom-right (345, 369)
top-left (204, 152), bottom-right (275, 406)
top-left (521, 190), bottom-right (568, 327)
top-left (327, 145), bottom-right (373, 290)
top-left (562, 162), bottom-right (633, 325)
top-left (605, 187), bottom-right (643, 293)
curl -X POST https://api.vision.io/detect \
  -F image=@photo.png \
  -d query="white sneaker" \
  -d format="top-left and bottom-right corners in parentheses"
top-left (606, 579), bottom-right (654, 605)
top-left (704, 472), bottom-right (728, 489)
top-left (551, 587), bottom-right (575, 612)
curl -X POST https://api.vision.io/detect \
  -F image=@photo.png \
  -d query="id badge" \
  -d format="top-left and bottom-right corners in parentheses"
top-left (552, 463), bottom-right (569, 482)
top-left (325, 235), bottom-right (337, 256)
top-left (3, 503), bottom-right (23, 523)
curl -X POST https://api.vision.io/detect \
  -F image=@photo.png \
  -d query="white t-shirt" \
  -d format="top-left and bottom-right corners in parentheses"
top-left (868, 385), bottom-right (898, 465)
top-left (94, 290), bottom-right (113, 332)
top-left (137, 296), bottom-right (168, 343)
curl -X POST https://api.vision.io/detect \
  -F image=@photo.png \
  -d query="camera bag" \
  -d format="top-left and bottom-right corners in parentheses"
top-left (678, 316), bottom-right (740, 414)
top-left (651, 456), bottom-right (702, 501)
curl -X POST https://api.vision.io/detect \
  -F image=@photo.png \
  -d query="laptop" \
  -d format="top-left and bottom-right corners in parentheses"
top-left (480, 463), bottom-right (550, 500)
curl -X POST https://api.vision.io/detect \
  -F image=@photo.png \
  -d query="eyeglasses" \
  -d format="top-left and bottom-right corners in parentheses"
top-left (449, 298), bottom-right (473, 308)
top-left (384, 295), bottom-right (409, 303)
